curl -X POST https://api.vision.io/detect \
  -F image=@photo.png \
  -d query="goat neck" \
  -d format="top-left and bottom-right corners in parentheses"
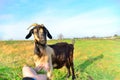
top-left (34, 42), bottom-right (46, 57)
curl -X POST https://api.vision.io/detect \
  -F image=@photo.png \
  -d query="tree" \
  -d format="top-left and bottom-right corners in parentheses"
top-left (114, 34), bottom-right (118, 37)
top-left (58, 33), bottom-right (64, 40)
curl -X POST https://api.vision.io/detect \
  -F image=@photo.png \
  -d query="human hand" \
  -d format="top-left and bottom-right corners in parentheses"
top-left (34, 64), bottom-right (43, 72)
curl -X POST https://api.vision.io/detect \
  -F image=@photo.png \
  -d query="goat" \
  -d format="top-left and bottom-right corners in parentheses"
top-left (25, 23), bottom-right (53, 80)
top-left (49, 42), bottom-right (75, 79)
top-left (25, 23), bottom-right (75, 80)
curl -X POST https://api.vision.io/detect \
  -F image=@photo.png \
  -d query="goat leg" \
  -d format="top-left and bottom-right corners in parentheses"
top-left (71, 63), bottom-right (76, 80)
top-left (46, 60), bottom-right (53, 80)
top-left (66, 63), bottom-right (71, 78)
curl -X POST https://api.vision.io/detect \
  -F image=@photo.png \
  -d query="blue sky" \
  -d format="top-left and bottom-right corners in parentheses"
top-left (0, 0), bottom-right (120, 40)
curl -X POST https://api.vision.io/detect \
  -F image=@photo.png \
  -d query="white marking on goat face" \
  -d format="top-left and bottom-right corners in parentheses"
top-left (33, 29), bottom-right (39, 41)
top-left (39, 28), bottom-right (43, 33)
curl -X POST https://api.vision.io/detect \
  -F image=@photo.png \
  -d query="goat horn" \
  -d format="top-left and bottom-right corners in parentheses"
top-left (40, 24), bottom-right (44, 27)
top-left (27, 23), bottom-right (39, 30)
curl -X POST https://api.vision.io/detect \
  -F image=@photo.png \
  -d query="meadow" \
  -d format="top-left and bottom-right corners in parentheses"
top-left (0, 39), bottom-right (120, 80)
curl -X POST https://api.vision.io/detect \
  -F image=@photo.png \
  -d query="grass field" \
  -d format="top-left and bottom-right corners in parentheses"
top-left (0, 39), bottom-right (120, 80)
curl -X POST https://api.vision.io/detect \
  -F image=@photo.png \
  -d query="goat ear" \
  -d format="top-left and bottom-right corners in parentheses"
top-left (46, 29), bottom-right (52, 39)
top-left (44, 27), bottom-right (52, 39)
top-left (25, 29), bottom-right (33, 39)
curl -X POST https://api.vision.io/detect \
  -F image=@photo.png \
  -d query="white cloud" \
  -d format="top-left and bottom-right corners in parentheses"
top-left (0, 7), bottom-right (119, 40)
top-left (0, 14), bottom-right (14, 21)
top-left (49, 8), bottom-right (120, 37)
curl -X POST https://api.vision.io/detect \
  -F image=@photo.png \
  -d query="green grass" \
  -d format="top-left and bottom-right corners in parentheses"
top-left (0, 39), bottom-right (120, 80)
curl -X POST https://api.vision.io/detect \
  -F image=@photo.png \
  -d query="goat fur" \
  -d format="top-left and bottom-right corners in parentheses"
top-left (34, 42), bottom-right (75, 79)
top-left (25, 24), bottom-right (75, 80)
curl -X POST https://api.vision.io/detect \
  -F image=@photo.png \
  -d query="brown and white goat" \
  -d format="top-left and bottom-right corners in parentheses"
top-left (25, 23), bottom-right (75, 80)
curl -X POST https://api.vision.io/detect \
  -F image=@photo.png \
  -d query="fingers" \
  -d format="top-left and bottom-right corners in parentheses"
top-left (34, 64), bottom-right (43, 72)
top-left (34, 63), bottom-right (50, 72)
top-left (44, 63), bottom-right (50, 71)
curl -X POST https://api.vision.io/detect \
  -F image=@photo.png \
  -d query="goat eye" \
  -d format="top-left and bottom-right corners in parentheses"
top-left (34, 29), bottom-right (38, 33)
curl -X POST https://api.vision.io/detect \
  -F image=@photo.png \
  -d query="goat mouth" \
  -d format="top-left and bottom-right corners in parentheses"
top-left (38, 40), bottom-right (46, 45)
top-left (40, 40), bottom-right (46, 43)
